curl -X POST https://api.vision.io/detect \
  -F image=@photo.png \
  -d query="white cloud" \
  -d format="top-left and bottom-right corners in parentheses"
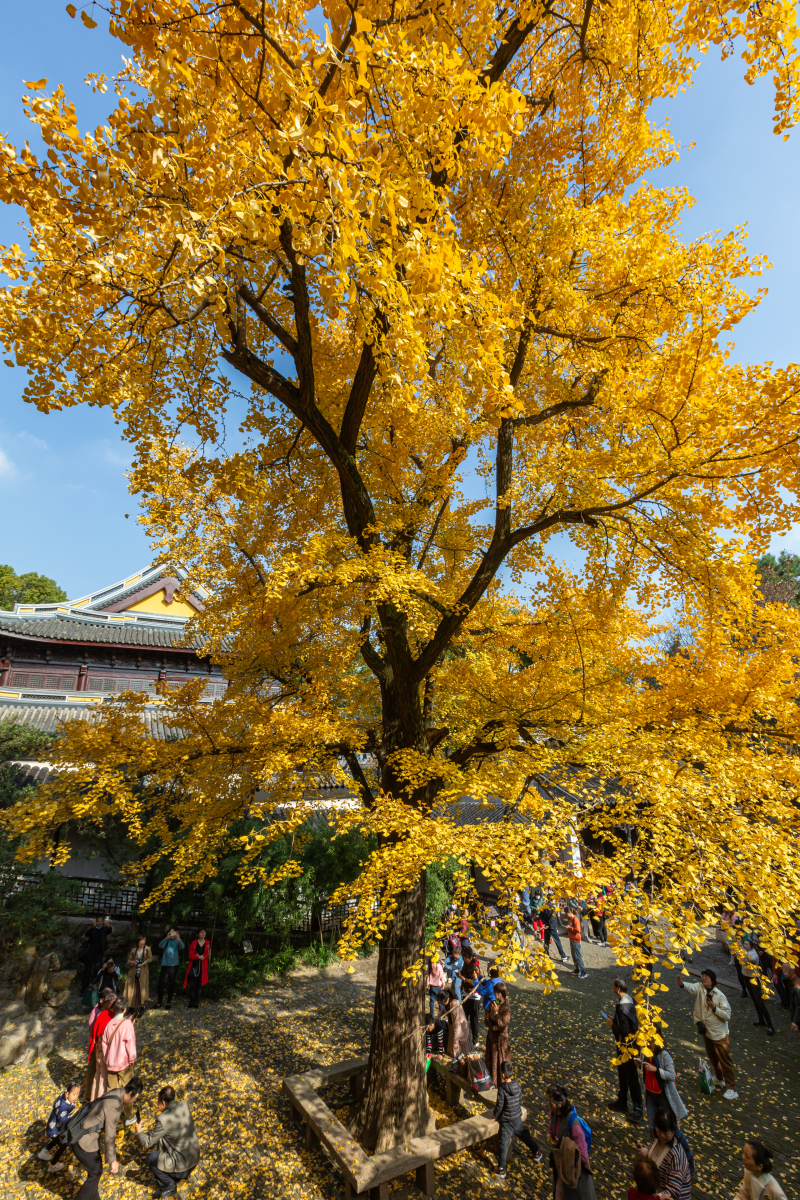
top-left (99, 440), bottom-right (132, 469)
top-left (16, 431), bottom-right (49, 451)
top-left (0, 446), bottom-right (16, 479)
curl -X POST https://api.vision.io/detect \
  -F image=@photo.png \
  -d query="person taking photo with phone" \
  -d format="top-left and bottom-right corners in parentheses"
top-left (677, 968), bottom-right (737, 1099)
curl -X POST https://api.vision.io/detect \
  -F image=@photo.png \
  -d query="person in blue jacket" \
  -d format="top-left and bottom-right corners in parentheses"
top-left (476, 966), bottom-right (503, 1011)
top-left (443, 947), bottom-right (463, 1001)
top-left (37, 1080), bottom-right (81, 1172)
top-left (156, 927), bottom-right (185, 1010)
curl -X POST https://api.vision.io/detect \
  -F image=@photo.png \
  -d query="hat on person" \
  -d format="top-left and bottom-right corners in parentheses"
top-left (701, 968), bottom-right (717, 985)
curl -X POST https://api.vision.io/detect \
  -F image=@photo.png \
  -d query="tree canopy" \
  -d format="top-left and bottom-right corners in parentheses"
top-left (0, 565), bottom-right (66, 611)
top-left (2, 0), bottom-right (800, 1150)
top-left (757, 551), bottom-right (800, 608)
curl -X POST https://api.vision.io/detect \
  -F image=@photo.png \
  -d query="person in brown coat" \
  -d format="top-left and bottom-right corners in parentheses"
top-left (122, 937), bottom-right (153, 1017)
top-left (485, 982), bottom-right (511, 1086)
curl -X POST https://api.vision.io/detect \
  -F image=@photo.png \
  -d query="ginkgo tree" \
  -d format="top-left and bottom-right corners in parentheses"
top-left (3, 0), bottom-right (800, 1152)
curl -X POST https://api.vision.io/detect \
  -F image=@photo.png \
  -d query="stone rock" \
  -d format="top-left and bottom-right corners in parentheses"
top-left (46, 951), bottom-right (61, 971)
top-left (0, 1001), bottom-right (27, 1032)
top-left (24, 956), bottom-right (51, 1011)
top-left (0, 1009), bottom-right (66, 1069)
top-left (42, 971), bottom-right (75, 1008)
top-left (44, 990), bottom-right (71, 1009)
top-left (48, 970), bottom-right (76, 992)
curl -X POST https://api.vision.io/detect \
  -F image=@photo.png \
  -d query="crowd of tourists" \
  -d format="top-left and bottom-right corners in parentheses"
top-left (32, 896), bottom-right (796, 1200)
top-left (79, 918), bottom-right (212, 1012)
top-left (424, 901), bottom-right (792, 1200)
top-left (36, 917), bottom-right (210, 1198)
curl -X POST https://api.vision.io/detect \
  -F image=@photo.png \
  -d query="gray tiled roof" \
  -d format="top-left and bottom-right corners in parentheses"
top-left (93, 569), bottom-right (169, 611)
top-left (0, 698), bottom-right (182, 740)
top-left (4, 760), bottom-right (55, 786)
top-left (447, 799), bottom-right (533, 828)
top-left (0, 611), bottom-right (201, 649)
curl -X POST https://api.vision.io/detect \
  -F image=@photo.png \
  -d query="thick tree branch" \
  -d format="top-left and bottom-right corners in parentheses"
top-left (412, 471), bottom-right (682, 682)
top-left (430, 5), bottom-right (554, 187)
top-left (341, 340), bottom-right (378, 455)
top-left (221, 342), bottom-right (377, 547)
top-left (279, 219), bottom-right (315, 405)
top-left (340, 747), bottom-right (377, 811)
top-left (514, 371), bottom-right (605, 429)
top-left (238, 283), bottom-right (299, 356)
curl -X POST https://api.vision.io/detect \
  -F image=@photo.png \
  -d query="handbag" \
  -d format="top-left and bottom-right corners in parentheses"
top-left (466, 1056), bottom-right (493, 1092)
top-left (697, 1057), bottom-right (715, 1095)
top-left (552, 1133), bottom-right (582, 1189)
top-left (59, 1096), bottom-right (105, 1146)
top-left (695, 1021), bottom-right (707, 1036)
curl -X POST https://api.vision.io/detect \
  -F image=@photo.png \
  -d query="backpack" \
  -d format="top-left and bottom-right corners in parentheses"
top-left (566, 1107), bottom-right (592, 1155)
top-left (446, 933), bottom-right (461, 955)
top-left (618, 999), bottom-right (639, 1038)
top-left (59, 1096), bottom-right (106, 1147)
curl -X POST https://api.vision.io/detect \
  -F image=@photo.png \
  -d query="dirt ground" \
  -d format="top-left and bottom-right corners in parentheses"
top-left (1, 938), bottom-right (797, 1200)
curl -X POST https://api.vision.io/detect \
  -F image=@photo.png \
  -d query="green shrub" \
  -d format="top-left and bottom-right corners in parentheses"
top-left (425, 857), bottom-right (467, 939)
top-left (298, 941), bottom-right (338, 968)
top-left (202, 946), bottom-right (298, 999)
top-left (0, 866), bottom-right (82, 950)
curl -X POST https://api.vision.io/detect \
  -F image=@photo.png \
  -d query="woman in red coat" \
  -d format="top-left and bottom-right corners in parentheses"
top-left (183, 928), bottom-right (211, 1008)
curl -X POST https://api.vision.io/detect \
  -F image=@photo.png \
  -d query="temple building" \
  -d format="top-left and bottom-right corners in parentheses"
top-left (0, 563), bottom-right (225, 736)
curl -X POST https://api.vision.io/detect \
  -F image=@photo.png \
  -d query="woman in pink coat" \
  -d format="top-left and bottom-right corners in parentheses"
top-left (103, 998), bottom-right (138, 1117)
top-left (183, 928), bottom-right (211, 1008)
top-left (425, 956), bottom-right (446, 1018)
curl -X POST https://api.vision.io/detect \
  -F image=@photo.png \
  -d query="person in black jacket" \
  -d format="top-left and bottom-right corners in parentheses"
top-left (425, 1017), bottom-right (446, 1059)
top-left (81, 916), bottom-right (110, 989)
top-left (539, 898), bottom-right (570, 964)
top-left (606, 977), bottom-right (643, 1123)
top-left (489, 1062), bottom-right (543, 1178)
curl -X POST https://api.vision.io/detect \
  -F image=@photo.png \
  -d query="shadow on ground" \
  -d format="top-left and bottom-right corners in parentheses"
top-left (0, 944), bottom-right (797, 1200)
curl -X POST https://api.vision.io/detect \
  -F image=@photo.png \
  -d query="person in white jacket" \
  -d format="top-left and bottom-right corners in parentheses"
top-left (677, 968), bottom-right (737, 1099)
top-left (735, 1139), bottom-right (788, 1199)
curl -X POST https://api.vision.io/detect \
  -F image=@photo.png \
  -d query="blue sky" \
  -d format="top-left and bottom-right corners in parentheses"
top-left (0, 5), bottom-right (798, 599)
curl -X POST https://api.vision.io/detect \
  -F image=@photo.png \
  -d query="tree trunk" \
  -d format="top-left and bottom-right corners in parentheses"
top-left (353, 870), bottom-right (431, 1153)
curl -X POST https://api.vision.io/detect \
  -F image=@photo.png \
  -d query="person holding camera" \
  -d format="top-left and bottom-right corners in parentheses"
top-left (677, 968), bottom-right (737, 1099)
top-left (80, 915), bottom-right (111, 991)
top-left (183, 928), bottom-right (211, 1009)
top-left (136, 1085), bottom-right (200, 1198)
top-left (157, 928), bottom-right (185, 1010)
top-left (123, 935), bottom-right (153, 1017)
top-left (93, 957), bottom-right (121, 997)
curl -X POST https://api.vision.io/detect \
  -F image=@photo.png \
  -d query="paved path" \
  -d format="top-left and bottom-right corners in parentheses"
top-left (0, 940), bottom-right (797, 1200)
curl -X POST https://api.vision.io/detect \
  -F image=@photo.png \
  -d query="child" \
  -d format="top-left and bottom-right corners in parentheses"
top-left (425, 1016), bottom-right (446, 1058)
top-left (37, 1080), bottom-right (81, 1172)
top-left (443, 946), bottom-right (463, 1001)
top-left (425, 957), bottom-right (446, 1019)
top-left (628, 1156), bottom-right (669, 1200)
top-left (476, 966), bottom-right (503, 1011)
top-left (491, 1062), bottom-right (542, 1178)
